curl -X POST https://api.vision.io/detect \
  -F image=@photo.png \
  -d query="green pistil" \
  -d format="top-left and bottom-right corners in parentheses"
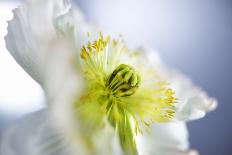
top-left (103, 64), bottom-right (141, 155)
top-left (106, 64), bottom-right (141, 97)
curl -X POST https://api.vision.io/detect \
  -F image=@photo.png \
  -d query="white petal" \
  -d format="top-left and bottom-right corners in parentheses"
top-left (140, 47), bottom-right (217, 121)
top-left (163, 69), bottom-right (217, 121)
top-left (138, 122), bottom-right (199, 155)
top-left (1, 108), bottom-right (123, 155)
top-left (0, 110), bottom-right (75, 155)
top-left (5, 0), bottom-right (75, 85)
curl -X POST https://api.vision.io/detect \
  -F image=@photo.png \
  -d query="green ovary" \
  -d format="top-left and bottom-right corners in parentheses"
top-left (106, 64), bottom-right (141, 97)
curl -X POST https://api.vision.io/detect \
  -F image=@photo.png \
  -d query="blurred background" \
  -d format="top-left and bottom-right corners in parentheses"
top-left (0, 0), bottom-right (231, 154)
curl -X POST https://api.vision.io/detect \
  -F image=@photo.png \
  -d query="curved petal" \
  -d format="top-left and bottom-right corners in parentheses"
top-left (139, 47), bottom-right (217, 122)
top-left (0, 108), bottom-right (123, 155)
top-left (138, 122), bottom-right (199, 155)
top-left (166, 71), bottom-right (217, 121)
top-left (0, 110), bottom-right (73, 155)
top-left (4, 0), bottom-right (77, 85)
top-left (5, 0), bottom-right (54, 84)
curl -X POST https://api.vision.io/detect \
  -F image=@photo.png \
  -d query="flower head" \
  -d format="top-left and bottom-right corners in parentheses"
top-left (74, 32), bottom-right (177, 154)
top-left (2, 0), bottom-right (217, 155)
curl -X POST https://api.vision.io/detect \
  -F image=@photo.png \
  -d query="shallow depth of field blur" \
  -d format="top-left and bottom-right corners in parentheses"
top-left (0, 0), bottom-right (231, 155)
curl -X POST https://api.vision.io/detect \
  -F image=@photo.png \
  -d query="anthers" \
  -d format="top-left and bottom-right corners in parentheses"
top-left (80, 32), bottom-right (110, 61)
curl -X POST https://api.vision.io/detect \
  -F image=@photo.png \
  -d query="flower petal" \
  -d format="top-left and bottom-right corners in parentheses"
top-left (5, 0), bottom-right (75, 85)
top-left (139, 47), bottom-right (217, 121)
top-left (0, 110), bottom-right (76, 155)
top-left (163, 68), bottom-right (217, 121)
top-left (138, 122), bottom-right (199, 155)
top-left (0, 108), bottom-right (124, 155)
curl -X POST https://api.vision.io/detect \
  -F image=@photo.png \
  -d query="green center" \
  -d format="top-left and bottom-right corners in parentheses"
top-left (106, 64), bottom-right (141, 97)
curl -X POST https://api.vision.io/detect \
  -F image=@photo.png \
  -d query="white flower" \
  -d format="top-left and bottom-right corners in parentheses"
top-left (1, 0), bottom-right (217, 155)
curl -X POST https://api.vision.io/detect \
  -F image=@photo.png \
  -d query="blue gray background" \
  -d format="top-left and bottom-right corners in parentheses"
top-left (0, 0), bottom-right (231, 155)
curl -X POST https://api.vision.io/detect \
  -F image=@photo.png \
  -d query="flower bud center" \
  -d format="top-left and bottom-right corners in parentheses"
top-left (106, 64), bottom-right (140, 97)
